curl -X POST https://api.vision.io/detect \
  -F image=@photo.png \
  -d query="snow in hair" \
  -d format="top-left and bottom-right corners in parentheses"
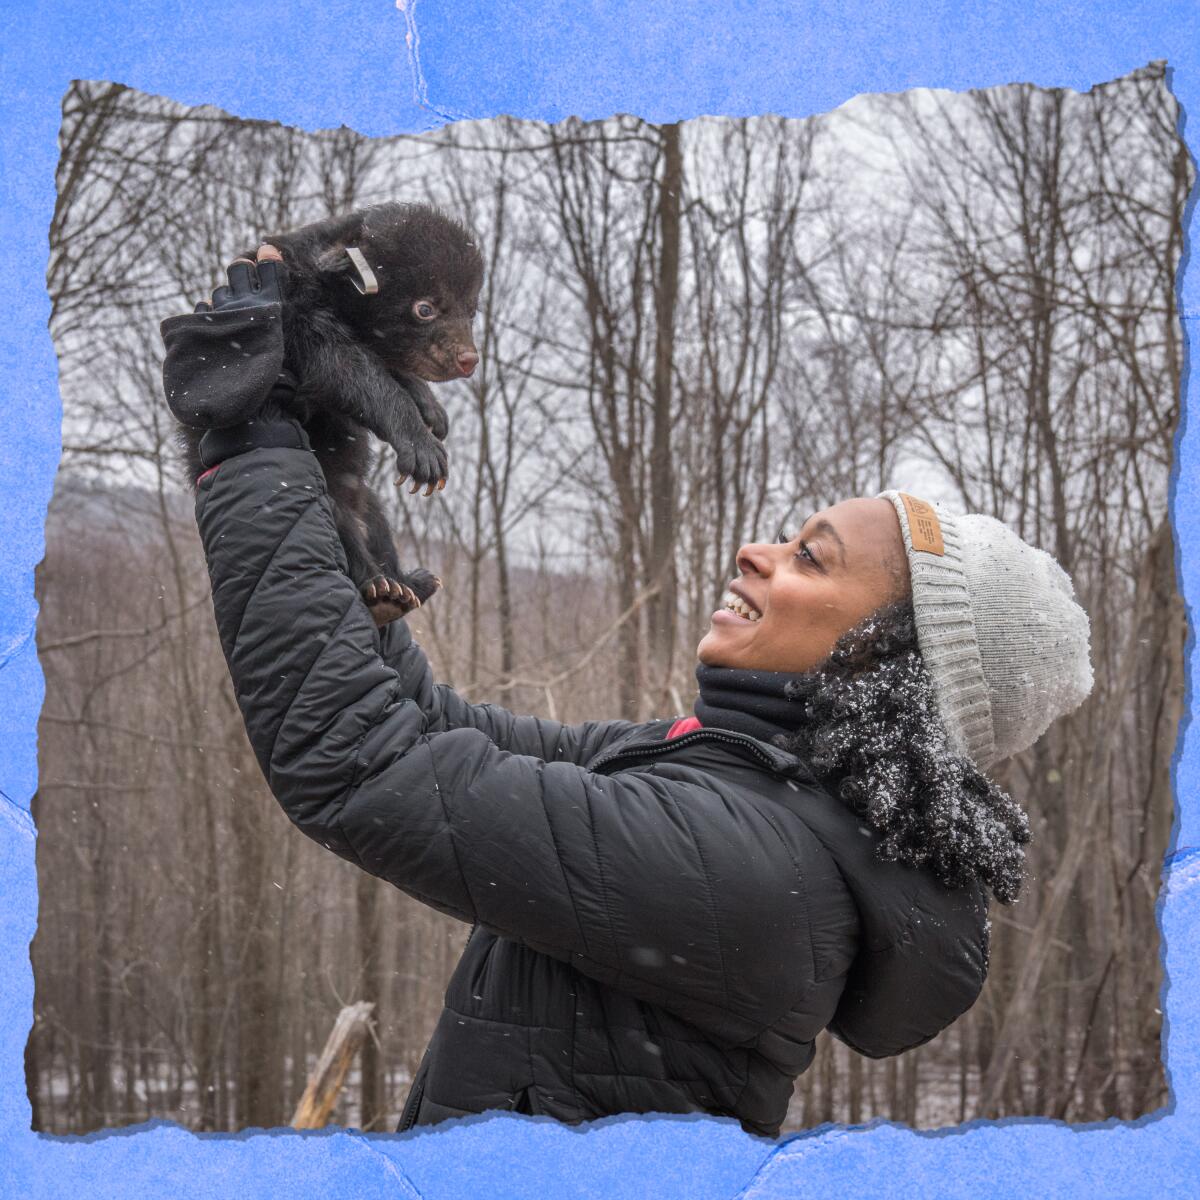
top-left (778, 600), bottom-right (1032, 905)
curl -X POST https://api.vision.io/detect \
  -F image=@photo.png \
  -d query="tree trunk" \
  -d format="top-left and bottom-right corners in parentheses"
top-left (25, 1010), bottom-right (41, 1131)
top-left (646, 121), bottom-right (682, 714)
top-left (291, 1002), bottom-right (375, 1129)
top-left (231, 782), bottom-right (276, 1128)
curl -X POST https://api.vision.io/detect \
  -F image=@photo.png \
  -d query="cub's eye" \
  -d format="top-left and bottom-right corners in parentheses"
top-left (413, 300), bottom-right (437, 321)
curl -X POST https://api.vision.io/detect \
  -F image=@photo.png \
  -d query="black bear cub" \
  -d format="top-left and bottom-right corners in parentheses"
top-left (179, 202), bottom-right (484, 625)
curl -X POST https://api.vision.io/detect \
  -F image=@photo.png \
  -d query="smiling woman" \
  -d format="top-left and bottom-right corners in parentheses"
top-left (700, 496), bottom-right (908, 673)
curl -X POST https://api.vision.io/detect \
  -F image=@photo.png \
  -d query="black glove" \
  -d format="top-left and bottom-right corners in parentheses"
top-left (161, 256), bottom-right (295, 429)
top-left (161, 255), bottom-right (306, 471)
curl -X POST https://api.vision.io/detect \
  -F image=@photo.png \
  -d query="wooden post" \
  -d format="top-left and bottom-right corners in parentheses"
top-left (290, 1002), bottom-right (375, 1129)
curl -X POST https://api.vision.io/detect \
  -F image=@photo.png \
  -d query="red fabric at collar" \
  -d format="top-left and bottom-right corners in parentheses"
top-left (666, 716), bottom-right (702, 739)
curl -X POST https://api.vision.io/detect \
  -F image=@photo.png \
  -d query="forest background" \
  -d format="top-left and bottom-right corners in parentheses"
top-left (29, 62), bottom-right (1190, 1133)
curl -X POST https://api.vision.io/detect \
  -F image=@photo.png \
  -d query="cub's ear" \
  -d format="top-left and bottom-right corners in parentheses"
top-left (316, 245), bottom-right (379, 295)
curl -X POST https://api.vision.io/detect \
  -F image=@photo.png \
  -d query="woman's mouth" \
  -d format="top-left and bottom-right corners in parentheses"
top-left (712, 590), bottom-right (763, 624)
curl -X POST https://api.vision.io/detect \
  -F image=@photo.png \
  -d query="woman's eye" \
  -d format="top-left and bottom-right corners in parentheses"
top-left (776, 530), bottom-right (814, 564)
top-left (414, 301), bottom-right (436, 320)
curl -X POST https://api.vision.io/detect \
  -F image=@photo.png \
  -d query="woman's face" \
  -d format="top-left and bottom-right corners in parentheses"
top-left (697, 497), bottom-right (907, 673)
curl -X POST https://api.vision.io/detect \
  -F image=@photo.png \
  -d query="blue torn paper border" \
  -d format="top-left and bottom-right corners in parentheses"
top-left (1, 0), bottom-right (1198, 1195)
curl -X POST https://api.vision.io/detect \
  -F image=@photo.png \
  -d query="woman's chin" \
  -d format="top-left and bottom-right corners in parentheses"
top-left (697, 627), bottom-right (739, 667)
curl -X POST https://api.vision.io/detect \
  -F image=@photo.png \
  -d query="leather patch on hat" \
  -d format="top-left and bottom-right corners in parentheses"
top-left (898, 493), bottom-right (944, 555)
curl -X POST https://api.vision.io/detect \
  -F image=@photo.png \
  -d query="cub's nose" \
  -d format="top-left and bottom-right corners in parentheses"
top-left (457, 350), bottom-right (480, 377)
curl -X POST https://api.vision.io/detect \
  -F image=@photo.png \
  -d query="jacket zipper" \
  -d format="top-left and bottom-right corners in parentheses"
top-left (398, 1069), bottom-right (426, 1132)
top-left (590, 727), bottom-right (799, 777)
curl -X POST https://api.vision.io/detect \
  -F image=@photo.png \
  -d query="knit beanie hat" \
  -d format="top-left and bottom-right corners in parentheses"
top-left (878, 490), bottom-right (1093, 773)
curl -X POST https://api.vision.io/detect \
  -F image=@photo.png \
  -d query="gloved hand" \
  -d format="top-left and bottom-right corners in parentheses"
top-left (160, 247), bottom-right (306, 470)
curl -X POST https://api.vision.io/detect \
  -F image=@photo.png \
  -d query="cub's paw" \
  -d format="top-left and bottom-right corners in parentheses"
top-left (394, 428), bottom-right (449, 496)
top-left (361, 575), bottom-right (421, 627)
top-left (403, 567), bottom-right (442, 606)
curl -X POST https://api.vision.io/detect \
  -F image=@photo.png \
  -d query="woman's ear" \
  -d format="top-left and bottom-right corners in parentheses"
top-left (316, 244), bottom-right (379, 294)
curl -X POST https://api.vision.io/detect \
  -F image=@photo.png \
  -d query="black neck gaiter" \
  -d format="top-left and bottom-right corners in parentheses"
top-left (693, 663), bottom-right (816, 747)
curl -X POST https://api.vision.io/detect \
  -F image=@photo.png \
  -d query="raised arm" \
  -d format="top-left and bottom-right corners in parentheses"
top-left (193, 437), bottom-right (811, 1035)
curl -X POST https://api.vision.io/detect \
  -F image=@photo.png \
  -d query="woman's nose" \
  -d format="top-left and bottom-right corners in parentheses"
top-left (735, 542), bottom-right (776, 578)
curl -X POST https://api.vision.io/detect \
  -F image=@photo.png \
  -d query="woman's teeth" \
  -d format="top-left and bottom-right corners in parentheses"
top-left (722, 591), bottom-right (762, 621)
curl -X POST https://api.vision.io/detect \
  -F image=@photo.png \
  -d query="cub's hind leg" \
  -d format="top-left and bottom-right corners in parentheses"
top-left (359, 485), bottom-right (441, 626)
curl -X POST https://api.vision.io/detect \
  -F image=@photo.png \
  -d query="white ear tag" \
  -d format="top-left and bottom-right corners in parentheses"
top-left (345, 246), bottom-right (379, 295)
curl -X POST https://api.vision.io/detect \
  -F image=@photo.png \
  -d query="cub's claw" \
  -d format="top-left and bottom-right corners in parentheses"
top-left (361, 575), bottom-right (422, 627)
top-left (391, 428), bottom-right (449, 493)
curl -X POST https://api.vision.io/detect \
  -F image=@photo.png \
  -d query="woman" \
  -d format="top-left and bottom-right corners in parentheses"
top-left (164, 250), bottom-right (1092, 1137)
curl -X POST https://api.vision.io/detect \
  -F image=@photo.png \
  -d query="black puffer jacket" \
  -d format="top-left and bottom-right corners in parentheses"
top-left (194, 434), bottom-right (990, 1138)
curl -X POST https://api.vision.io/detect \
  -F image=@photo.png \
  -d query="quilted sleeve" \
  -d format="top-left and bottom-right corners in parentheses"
top-left (194, 443), bottom-right (817, 1035)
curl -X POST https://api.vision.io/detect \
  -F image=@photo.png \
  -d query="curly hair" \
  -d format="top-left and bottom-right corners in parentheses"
top-left (776, 599), bottom-right (1031, 904)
